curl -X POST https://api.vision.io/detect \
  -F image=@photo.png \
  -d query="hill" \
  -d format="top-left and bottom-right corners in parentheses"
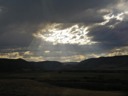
top-left (0, 59), bottom-right (63, 72)
top-left (75, 55), bottom-right (128, 70)
top-left (0, 55), bottom-right (128, 72)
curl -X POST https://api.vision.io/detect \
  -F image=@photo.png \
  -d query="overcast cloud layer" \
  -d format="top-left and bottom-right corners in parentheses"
top-left (0, 0), bottom-right (128, 62)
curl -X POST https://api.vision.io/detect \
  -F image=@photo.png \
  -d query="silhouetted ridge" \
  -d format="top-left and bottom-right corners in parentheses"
top-left (0, 59), bottom-right (63, 72)
top-left (0, 55), bottom-right (128, 72)
top-left (75, 55), bottom-right (128, 70)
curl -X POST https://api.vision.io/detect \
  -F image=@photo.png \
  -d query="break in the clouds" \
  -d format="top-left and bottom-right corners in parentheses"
top-left (33, 23), bottom-right (96, 45)
top-left (0, 0), bottom-right (128, 62)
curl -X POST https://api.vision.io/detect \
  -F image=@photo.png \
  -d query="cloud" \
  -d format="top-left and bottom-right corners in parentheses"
top-left (0, 0), bottom-right (119, 48)
top-left (87, 0), bottom-right (128, 51)
top-left (0, 0), bottom-right (127, 61)
top-left (33, 23), bottom-right (97, 45)
top-left (108, 46), bottom-right (128, 56)
top-left (0, 52), bottom-right (23, 59)
top-left (38, 55), bottom-right (86, 62)
top-left (0, 47), bottom-right (86, 62)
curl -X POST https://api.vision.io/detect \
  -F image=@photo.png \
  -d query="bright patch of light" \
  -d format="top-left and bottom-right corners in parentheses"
top-left (97, 0), bottom-right (128, 27)
top-left (34, 23), bottom-right (96, 45)
top-left (108, 46), bottom-right (128, 56)
top-left (44, 50), bottom-right (50, 53)
top-left (99, 12), bottom-right (125, 26)
top-left (95, 9), bottom-right (128, 29)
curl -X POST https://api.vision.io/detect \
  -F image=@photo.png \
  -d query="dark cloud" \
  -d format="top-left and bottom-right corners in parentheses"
top-left (88, 21), bottom-right (128, 50)
top-left (0, 0), bottom-right (117, 29)
top-left (0, 0), bottom-right (127, 61)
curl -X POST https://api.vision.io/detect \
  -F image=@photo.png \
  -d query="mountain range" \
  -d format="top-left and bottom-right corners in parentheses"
top-left (0, 55), bottom-right (128, 72)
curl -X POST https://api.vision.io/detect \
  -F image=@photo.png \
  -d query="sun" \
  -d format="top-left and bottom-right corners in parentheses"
top-left (34, 23), bottom-right (96, 45)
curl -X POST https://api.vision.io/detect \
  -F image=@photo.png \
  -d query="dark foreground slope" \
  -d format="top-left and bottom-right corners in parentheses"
top-left (0, 79), bottom-right (123, 96)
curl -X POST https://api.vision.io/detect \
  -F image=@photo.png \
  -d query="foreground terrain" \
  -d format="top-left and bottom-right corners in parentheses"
top-left (0, 71), bottom-right (127, 96)
top-left (0, 56), bottom-right (128, 96)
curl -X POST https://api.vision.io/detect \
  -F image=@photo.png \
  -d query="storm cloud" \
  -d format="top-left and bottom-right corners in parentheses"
top-left (0, 0), bottom-right (128, 61)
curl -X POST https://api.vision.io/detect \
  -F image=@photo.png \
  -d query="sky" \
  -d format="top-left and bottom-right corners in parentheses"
top-left (0, 0), bottom-right (128, 62)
